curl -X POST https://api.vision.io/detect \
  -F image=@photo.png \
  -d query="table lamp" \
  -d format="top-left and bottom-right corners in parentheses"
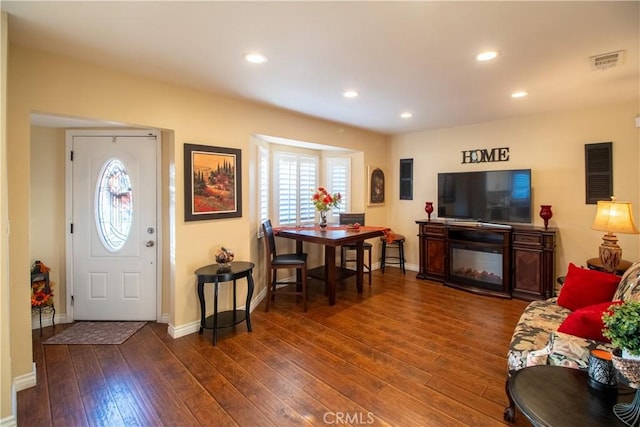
top-left (591, 197), bottom-right (639, 272)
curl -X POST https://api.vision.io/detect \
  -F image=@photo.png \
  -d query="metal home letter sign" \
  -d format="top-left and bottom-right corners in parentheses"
top-left (461, 147), bottom-right (509, 164)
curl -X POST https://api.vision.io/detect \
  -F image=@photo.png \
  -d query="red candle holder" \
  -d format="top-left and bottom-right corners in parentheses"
top-left (425, 201), bottom-right (434, 221)
top-left (539, 205), bottom-right (553, 230)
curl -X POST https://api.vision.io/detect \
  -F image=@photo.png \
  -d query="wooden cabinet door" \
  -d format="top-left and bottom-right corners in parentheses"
top-left (512, 230), bottom-right (556, 300)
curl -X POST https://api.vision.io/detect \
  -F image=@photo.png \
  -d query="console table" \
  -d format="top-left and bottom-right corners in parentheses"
top-left (416, 220), bottom-right (556, 300)
top-left (507, 365), bottom-right (634, 426)
top-left (195, 261), bottom-right (254, 345)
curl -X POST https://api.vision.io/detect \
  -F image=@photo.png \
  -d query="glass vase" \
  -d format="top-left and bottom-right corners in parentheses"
top-left (425, 201), bottom-right (434, 221)
top-left (539, 205), bottom-right (553, 230)
top-left (319, 210), bottom-right (327, 229)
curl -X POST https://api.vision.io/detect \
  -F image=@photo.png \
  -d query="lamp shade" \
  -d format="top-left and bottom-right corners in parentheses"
top-left (592, 200), bottom-right (639, 234)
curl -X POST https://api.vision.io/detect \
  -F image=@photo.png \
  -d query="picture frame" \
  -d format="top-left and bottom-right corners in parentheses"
top-left (367, 166), bottom-right (385, 206)
top-left (184, 143), bottom-right (242, 221)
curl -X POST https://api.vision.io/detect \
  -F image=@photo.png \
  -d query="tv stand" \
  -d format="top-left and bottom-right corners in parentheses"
top-left (416, 220), bottom-right (556, 300)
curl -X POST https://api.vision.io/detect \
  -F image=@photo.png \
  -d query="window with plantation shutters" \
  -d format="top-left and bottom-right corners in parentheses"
top-left (274, 152), bottom-right (318, 225)
top-left (327, 157), bottom-right (350, 220)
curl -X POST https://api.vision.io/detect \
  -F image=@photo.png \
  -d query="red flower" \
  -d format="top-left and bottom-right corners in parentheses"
top-left (312, 187), bottom-right (342, 211)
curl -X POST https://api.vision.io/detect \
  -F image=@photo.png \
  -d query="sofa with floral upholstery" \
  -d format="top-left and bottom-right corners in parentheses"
top-left (503, 259), bottom-right (640, 422)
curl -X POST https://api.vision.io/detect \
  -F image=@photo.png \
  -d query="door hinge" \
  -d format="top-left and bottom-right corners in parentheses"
top-left (70, 223), bottom-right (73, 234)
top-left (71, 295), bottom-right (74, 306)
top-left (70, 150), bottom-right (74, 161)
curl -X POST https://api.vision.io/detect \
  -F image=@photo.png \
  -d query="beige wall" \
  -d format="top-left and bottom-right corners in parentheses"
top-left (6, 44), bottom-right (389, 391)
top-left (30, 127), bottom-right (66, 316)
top-left (1, 11), bottom-right (12, 423)
top-left (389, 102), bottom-right (640, 273)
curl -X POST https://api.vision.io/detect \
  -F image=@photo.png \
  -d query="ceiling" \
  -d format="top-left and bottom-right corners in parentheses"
top-left (2, 1), bottom-right (639, 135)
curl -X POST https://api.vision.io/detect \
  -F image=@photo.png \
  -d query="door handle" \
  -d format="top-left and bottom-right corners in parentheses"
top-left (145, 241), bottom-right (155, 247)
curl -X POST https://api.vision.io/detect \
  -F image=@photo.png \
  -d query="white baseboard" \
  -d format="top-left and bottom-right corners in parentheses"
top-left (14, 362), bottom-right (36, 392)
top-left (167, 320), bottom-right (200, 338)
top-left (2, 363), bottom-right (36, 427)
top-left (31, 311), bottom-right (68, 330)
top-left (168, 287), bottom-right (266, 339)
top-left (0, 414), bottom-right (16, 427)
top-left (371, 261), bottom-right (417, 272)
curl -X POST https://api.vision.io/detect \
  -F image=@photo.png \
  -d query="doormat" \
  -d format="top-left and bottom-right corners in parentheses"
top-left (44, 321), bottom-right (146, 345)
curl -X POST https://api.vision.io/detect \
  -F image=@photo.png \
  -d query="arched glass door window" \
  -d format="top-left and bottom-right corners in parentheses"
top-left (95, 158), bottom-right (133, 252)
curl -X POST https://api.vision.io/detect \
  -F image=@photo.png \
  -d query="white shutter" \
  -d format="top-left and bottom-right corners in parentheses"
top-left (327, 157), bottom-right (350, 216)
top-left (276, 154), bottom-right (297, 225)
top-left (299, 156), bottom-right (317, 223)
top-left (274, 153), bottom-right (318, 225)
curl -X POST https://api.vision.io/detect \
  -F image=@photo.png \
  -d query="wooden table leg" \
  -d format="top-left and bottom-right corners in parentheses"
top-left (356, 241), bottom-right (364, 293)
top-left (198, 281), bottom-right (205, 334)
top-left (296, 240), bottom-right (304, 292)
top-left (325, 245), bottom-right (337, 306)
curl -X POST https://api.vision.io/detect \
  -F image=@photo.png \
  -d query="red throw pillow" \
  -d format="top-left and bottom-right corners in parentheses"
top-left (557, 263), bottom-right (621, 311)
top-left (557, 301), bottom-right (623, 342)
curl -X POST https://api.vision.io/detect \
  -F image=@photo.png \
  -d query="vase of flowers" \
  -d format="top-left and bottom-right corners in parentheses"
top-left (312, 187), bottom-right (341, 229)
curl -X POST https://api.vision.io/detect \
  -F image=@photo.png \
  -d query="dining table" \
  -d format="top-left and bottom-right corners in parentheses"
top-left (274, 225), bottom-right (388, 306)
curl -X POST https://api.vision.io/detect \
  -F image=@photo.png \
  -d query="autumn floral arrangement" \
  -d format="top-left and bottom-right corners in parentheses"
top-left (31, 260), bottom-right (54, 308)
top-left (312, 187), bottom-right (342, 212)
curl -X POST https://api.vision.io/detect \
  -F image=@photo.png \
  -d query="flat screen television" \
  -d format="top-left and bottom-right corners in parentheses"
top-left (437, 169), bottom-right (532, 223)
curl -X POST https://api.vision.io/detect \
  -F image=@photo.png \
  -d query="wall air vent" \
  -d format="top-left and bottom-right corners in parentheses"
top-left (590, 50), bottom-right (624, 71)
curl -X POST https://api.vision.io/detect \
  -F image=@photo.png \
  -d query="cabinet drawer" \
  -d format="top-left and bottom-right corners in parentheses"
top-left (423, 224), bottom-right (445, 236)
top-left (513, 233), bottom-right (542, 246)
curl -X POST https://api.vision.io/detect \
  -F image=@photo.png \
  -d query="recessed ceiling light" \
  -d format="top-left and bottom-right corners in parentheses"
top-left (244, 53), bottom-right (268, 64)
top-left (400, 112), bottom-right (413, 119)
top-left (511, 91), bottom-right (528, 98)
top-left (476, 51), bottom-right (498, 61)
top-left (343, 90), bottom-right (359, 98)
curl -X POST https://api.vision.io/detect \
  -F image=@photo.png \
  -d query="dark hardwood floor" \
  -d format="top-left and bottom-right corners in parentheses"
top-left (18, 268), bottom-right (532, 426)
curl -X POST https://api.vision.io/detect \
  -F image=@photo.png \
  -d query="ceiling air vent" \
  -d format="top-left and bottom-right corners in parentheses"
top-left (590, 50), bottom-right (624, 71)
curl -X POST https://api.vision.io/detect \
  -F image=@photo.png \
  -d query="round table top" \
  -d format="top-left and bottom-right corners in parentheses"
top-left (509, 365), bottom-right (634, 426)
top-left (195, 261), bottom-right (255, 282)
top-left (586, 258), bottom-right (632, 275)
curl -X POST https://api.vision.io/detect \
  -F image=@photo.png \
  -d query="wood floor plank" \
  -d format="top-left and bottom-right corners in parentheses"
top-left (67, 345), bottom-right (125, 427)
top-left (117, 331), bottom-right (201, 426)
top-left (92, 344), bottom-right (164, 426)
top-left (17, 268), bottom-right (533, 426)
top-left (44, 344), bottom-right (90, 427)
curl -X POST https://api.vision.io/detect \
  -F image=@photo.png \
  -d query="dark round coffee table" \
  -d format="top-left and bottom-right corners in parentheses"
top-left (508, 365), bottom-right (635, 426)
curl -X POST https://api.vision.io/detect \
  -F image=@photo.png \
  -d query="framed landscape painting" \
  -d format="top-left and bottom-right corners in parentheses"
top-left (184, 143), bottom-right (242, 221)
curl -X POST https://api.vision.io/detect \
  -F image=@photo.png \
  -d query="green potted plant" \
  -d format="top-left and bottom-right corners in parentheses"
top-left (602, 300), bottom-right (640, 360)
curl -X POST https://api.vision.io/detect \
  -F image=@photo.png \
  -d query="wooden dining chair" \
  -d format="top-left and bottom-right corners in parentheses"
top-left (261, 219), bottom-right (309, 312)
top-left (339, 213), bottom-right (372, 285)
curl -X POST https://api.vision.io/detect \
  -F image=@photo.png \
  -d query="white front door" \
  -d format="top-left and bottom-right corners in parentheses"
top-left (70, 131), bottom-right (158, 320)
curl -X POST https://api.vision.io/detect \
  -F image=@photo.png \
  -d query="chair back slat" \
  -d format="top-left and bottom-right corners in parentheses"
top-left (262, 219), bottom-right (277, 261)
top-left (339, 213), bottom-right (365, 226)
